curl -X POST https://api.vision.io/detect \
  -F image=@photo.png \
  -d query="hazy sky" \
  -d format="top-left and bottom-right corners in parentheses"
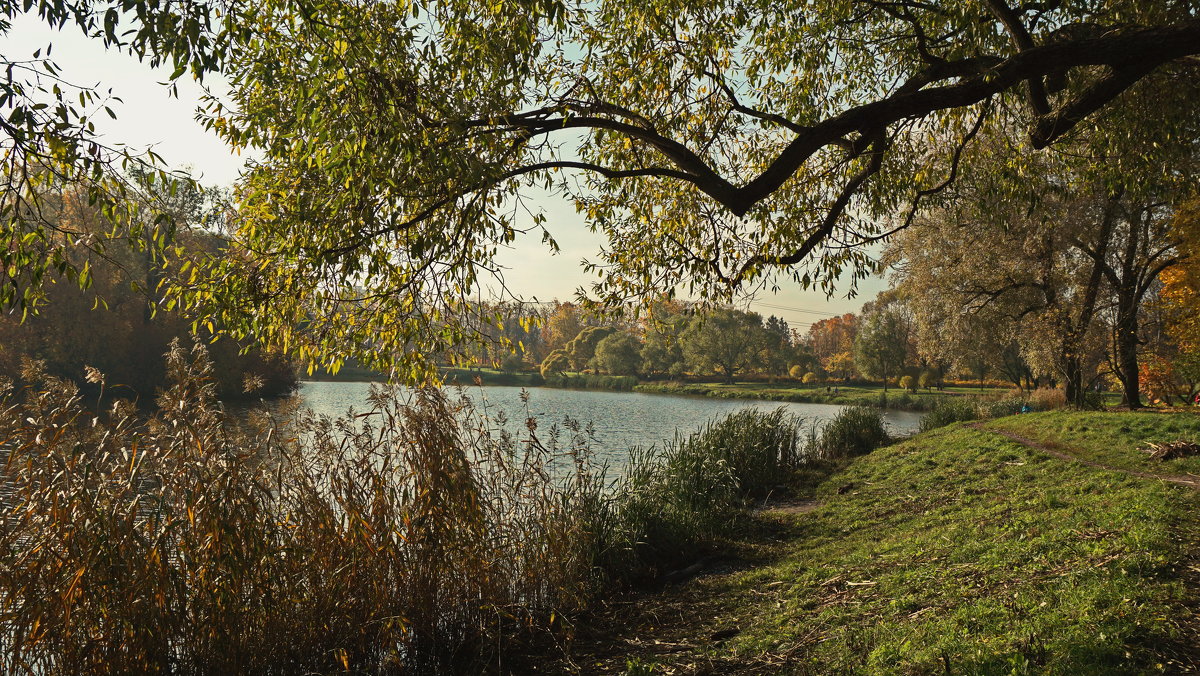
top-left (4, 15), bottom-right (885, 331)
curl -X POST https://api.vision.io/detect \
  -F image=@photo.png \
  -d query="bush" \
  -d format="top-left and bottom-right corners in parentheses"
top-left (1080, 390), bottom-right (1107, 410)
top-left (789, 364), bottom-right (805, 379)
top-left (1030, 387), bottom-right (1067, 411)
top-left (803, 371), bottom-right (819, 384)
top-left (813, 406), bottom-right (888, 459)
top-left (899, 375), bottom-right (916, 392)
top-left (607, 408), bottom-right (804, 579)
top-left (919, 397), bottom-right (980, 432)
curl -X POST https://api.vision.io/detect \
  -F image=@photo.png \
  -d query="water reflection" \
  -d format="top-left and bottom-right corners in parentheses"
top-left (260, 382), bottom-right (925, 469)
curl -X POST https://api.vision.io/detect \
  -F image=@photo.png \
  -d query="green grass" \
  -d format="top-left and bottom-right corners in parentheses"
top-left (632, 382), bottom-right (1008, 411)
top-left (626, 413), bottom-right (1200, 673)
top-left (984, 410), bottom-right (1200, 477)
top-left (440, 366), bottom-right (546, 386)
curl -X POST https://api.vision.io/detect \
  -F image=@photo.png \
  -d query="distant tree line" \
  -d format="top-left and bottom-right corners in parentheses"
top-left (0, 178), bottom-right (297, 402)
top-left (455, 299), bottom-right (817, 385)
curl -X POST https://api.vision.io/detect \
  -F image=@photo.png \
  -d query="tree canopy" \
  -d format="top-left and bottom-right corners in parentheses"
top-left (853, 307), bottom-right (909, 391)
top-left (1, 0), bottom-right (241, 311)
top-left (6, 0), bottom-right (1200, 377)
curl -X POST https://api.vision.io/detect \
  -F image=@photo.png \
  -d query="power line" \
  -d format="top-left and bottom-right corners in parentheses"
top-left (748, 301), bottom-right (843, 317)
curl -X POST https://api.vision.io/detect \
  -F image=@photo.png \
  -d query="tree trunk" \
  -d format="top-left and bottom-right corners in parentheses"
top-left (1115, 294), bottom-right (1142, 409)
top-left (1063, 352), bottom-right (1084, 408)
top-left (1061, 197), bottom-right (1118, 408)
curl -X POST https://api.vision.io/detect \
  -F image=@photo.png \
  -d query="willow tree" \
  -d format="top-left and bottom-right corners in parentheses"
top-left (13, 0), bottom-right (1199, 377)
top-left (1, 0), bottom-right (243, 313)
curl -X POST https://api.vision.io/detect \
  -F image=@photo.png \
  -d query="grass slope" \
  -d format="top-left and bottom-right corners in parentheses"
top-left (589, 413), bottom-right (1200, 674)
top-left (983, 410), bottom-right (1200, 478)
top-left (632, 383), bottom-right (970, 411)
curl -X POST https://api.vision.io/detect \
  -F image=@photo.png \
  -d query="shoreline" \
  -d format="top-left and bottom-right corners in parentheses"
top-left (302, 371), bottom-right (962, 412)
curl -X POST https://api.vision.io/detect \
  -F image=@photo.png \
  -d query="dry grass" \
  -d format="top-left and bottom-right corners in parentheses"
top-left (0, 342), bottom-right (842, 674)
top-left (0, 342), bottom-right (606, 674)
top-left (1029, 387), bottom-right (1067, 411)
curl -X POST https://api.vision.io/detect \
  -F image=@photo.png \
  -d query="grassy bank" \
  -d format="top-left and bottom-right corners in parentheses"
top-left (632, 381), bottom-right (1014, 411)
top-left (981, 410), bottom-right (1200, 477)
top-left (565, 411), bottom-right (1200, 674)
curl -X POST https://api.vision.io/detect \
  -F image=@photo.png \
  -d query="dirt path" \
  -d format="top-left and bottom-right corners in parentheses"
top-left (967, 422), bottom-right (1200, 488)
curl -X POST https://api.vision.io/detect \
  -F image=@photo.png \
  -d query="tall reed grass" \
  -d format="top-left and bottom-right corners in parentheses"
top-left (918, 387), bottom-right (1075, 433)
top-left (811, 406), bottom-right (889, 459)
top-left (605, 408), bottom-right (804, 579)
top-left (0, 343), bottom-right (607, 674)
top-left (0, 345), bottom-right (891, 673)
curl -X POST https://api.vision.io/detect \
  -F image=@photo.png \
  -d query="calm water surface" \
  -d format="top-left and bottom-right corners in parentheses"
top-left (294, 381), bottom-right (923, 467)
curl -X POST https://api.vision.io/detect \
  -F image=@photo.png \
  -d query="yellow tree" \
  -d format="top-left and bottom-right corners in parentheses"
top-left (1157, 199), bottom-right (1200, 403)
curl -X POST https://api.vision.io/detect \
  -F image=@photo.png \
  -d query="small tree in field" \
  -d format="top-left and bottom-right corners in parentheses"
top-left (803, 372), bottom-right (819, 385)
top-left (789, 364), bottom-right (805, 380)
top-left (899, 375), bottom-right (917, 392)
top-left (918, 369), bottom-right (940, 392)
top-left (592, 333), bottom-right (643, 376)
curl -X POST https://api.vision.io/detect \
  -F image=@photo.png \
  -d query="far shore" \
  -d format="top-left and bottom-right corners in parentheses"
top-left (300, 366), bottom-right (1100, 413)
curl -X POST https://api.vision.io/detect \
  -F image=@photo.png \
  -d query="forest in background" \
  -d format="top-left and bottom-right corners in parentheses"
top-left (0, 174), bottom-right (296, 401)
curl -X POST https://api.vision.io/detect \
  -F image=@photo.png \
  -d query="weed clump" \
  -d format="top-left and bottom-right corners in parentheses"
top-left (605, 408), bottom-right (804, 579)
top-left (814, 406), bottom-right (889, 459)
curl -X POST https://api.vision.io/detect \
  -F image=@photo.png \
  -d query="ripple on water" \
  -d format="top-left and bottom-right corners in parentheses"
top-left (281, 382), bottom-right (924, 469)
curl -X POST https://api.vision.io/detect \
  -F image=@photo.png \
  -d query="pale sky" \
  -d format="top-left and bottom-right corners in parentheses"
top-left (3, 15), bottom-right (884, 332)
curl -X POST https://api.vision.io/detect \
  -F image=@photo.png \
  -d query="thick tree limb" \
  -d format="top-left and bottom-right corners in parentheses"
top-left (984, 0), bottom-right (1052, 116)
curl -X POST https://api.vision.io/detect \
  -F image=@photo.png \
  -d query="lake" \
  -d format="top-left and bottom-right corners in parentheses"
top-left (293, 381), bottom-right (924, 468)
